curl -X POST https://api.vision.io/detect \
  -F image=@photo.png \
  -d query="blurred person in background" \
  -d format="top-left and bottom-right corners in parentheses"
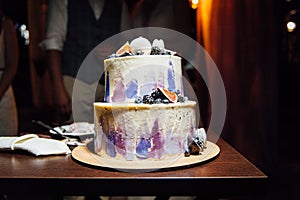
top-left (40, 0), bottom-right (122, 124)
top-left (0, 0), bottom-right (18, 136)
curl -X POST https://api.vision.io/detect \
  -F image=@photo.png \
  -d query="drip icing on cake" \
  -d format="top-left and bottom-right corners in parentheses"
top-left (94, 37), bottom-right (206, 161)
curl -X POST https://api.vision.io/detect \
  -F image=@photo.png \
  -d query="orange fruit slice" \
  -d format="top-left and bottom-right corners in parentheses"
top-left (158, 88), bottom-right (178, 103)
top-left (116, 41), bottom-right (132, 56)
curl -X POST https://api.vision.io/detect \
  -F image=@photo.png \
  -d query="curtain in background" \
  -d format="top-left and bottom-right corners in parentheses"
top-left (196, 0), bottom-right (278, 174)
top-left (27, 0), bottom-right (53, 108)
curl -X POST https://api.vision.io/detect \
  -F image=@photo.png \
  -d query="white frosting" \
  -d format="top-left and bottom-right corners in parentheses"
top-left (94, 101), bottom-right (197, 160)
top-left (104, 55), bottom-right (183, 102)
top-left (94, 52), bottom-right (200, 161)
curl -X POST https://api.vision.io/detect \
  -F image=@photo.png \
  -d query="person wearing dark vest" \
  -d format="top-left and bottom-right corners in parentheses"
top-left (41, 0), bottom-right (122, 124)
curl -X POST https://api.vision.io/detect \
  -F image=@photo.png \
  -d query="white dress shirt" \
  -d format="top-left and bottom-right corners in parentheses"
top-left (40, 0), bottom-right (105, 51)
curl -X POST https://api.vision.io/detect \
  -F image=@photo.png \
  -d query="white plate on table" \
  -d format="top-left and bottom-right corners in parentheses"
top-left (49, 122), bottom-right (94, 137)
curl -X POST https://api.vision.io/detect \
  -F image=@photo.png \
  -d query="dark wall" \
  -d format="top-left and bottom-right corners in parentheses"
top-left (279, 0), bottom-right (300, 163)
top-left (2, 0), bottom-right (32, 108)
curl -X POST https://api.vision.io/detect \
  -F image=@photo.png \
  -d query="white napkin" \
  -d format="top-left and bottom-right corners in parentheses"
top-left (0, 134), bottom-right (71, 156)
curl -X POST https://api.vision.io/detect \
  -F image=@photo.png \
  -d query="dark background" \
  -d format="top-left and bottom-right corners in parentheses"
top-left (1, 0), bottom-right (300, 199)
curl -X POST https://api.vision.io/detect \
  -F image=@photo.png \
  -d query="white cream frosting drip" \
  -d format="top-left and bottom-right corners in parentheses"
top-left (104, 55), bottom-right (183, 103)
top-left (94, 102), bottom-right (197, 161)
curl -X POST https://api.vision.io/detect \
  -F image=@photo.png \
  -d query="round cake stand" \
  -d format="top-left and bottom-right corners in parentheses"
top-left (72, 141), bottom-right (220, 171)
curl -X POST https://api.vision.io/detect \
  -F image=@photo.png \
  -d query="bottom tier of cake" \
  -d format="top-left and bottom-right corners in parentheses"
top-left (93, 101), bottom-right (198, 161)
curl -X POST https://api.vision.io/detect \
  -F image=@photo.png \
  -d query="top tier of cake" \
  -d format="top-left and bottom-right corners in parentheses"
top-left (104, 55), bottom-right (183, 103)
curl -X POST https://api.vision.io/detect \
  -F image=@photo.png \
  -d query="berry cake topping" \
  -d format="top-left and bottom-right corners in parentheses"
top-left (134, 88), bottom-right (188, 104)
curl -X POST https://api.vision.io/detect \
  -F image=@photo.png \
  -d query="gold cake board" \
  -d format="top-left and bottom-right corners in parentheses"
top-left (72, 141), bottom-right (220, 170)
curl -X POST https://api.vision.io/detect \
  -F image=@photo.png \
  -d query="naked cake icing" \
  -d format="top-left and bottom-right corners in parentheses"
top-left (104, 55), bottom-right (183, 103)
top-left (93, 37), bottom-right (206, 161)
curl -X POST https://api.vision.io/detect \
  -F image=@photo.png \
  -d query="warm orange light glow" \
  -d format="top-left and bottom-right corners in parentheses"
top-left (196, 0), bottom-right (213, 49)
top-left (189, 0), bottom-right (199, 9)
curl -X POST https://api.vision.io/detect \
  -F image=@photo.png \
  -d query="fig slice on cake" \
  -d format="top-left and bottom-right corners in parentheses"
top-left (157, 87), bottom-right (178, 103)
top-left (116, 41), bottom-right (132, 56)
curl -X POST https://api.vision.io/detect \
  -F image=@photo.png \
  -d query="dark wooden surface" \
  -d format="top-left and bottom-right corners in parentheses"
top-left (0, 138), bottom-right (268, 198)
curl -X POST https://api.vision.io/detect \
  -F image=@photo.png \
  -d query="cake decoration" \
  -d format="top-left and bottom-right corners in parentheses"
top-left (185, 128), bottom-right (207, 156)
top-left (111, 79), bottom-right (126, 102)
top-left (116, 41), bottom-right (132, 57)
top-left (152, 39), bottom-right (164, 50)
top-left (167, 60), bottom-right (176, 92)
top-left (125, 79), bottom-right (138, 98)
top-left (105, 72), bottom-right (110, 102)
top-left (94, 36), bottom-right (207, 162)
top-left (134, 88), bottom-right (187, 105)
top-left (110, 36), bottom-right (176, 58)
top-left (130, 36), bottom-right (152, 55)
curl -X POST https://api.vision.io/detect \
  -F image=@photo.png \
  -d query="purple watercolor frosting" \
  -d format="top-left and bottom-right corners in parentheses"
top-left (167, 60), bottom-right (176, 92)
top-left (125, 79), bottom-right (138, 98)
top-left (111, 80), bottom-right (126, 102)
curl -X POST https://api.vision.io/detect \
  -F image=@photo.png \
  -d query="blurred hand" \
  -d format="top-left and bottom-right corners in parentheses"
top-left (53, 87), bottom-right (72, 124)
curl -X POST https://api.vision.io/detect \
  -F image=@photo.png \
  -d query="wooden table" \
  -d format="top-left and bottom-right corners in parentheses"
top-left (0, 138), bottom-right (267, 198)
